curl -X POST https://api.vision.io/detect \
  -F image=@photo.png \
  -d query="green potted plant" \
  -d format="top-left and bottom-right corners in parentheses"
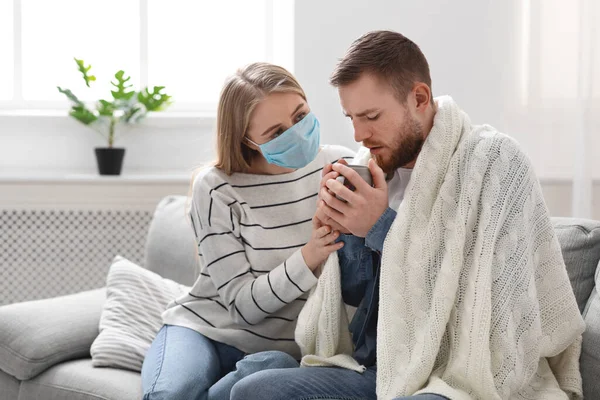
top-left (58, 58), bottom-right (172, 175)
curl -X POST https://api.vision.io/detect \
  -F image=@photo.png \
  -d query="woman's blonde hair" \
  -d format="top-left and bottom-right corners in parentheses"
top-left (214, 62), bottom-right (306, 175)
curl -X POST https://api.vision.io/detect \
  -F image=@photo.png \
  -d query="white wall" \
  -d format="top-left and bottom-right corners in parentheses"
top-left (293, 0), bottom-right (600, 181)
top-left (294, 0), bottom-right (512, 151)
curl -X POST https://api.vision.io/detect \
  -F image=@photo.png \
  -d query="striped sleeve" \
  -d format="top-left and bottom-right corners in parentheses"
top-left (322, 144), bottom-right (357, 164)
top-left (189, 177), bottom-right (317, 327)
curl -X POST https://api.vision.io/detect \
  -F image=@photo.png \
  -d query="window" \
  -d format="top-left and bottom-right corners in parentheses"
top-left (0, 1), bottom-right (13, 101)
top-left (518, 0), bottom-right (600, 105)
top-left (539, 0), bottom-right (581, 100)
top-left (21, 0), bottom-right (140, 103)
top-left (0, 0), bottom-right (294, 112)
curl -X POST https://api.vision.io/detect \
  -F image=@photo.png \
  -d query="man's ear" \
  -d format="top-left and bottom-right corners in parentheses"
top-left (413, 83), bottom-right (432, 112)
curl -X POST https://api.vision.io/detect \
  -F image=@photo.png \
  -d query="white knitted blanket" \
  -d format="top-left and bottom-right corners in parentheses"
top-left (295, 96), bottom-right (585, 400)
top-left (294, 251), bottom-right (366, 373)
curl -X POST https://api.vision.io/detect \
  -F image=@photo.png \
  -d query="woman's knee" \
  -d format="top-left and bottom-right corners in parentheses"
top-left (141, 325), bottom-right (220, 400)
top-left (230, 369), bottom-right (286, 400)
top-left (143, 383), bottom-right (200, 400)
top-left (238, 350), bottom-right (299, 370)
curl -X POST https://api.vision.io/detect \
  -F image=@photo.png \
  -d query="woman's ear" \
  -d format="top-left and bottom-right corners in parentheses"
top-left (243, 136), bottom-right (260, 151)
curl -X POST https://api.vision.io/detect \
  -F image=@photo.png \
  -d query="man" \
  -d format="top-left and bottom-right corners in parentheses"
top-left (230, 30), bottom-right (584, 400)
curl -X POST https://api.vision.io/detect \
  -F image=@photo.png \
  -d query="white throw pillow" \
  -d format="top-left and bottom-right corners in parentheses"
top-left (91, 256), bottom-right (188, 371)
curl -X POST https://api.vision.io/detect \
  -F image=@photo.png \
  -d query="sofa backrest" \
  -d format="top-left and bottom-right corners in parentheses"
top-left (144, 196), bottom-right (199, 286)
top-left (552, 217), bottom-right (600, 313)
top-left (552, 217), bottom-right (600, 399)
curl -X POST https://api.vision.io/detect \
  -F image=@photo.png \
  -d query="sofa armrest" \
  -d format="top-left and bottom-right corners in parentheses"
top-left (0, 288), bottom-right (106, 380)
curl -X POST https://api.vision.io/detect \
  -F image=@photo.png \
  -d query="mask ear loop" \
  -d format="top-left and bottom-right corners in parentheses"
top-left (244, 137), bottom-right (264, 158)
top-left (245, 136), bottom-right (260, 147)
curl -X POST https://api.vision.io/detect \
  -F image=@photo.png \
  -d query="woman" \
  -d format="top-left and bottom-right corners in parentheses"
top-left (141, 62), bottom-right (355, 400)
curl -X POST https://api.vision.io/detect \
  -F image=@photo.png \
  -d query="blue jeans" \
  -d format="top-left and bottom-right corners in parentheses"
top-left (141, 325), bottom-right (298, 400)
top-left (230, 365), bottom-right (449, 400)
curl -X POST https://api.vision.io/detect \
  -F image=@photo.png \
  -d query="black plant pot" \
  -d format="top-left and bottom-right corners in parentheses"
top-left (95, 148), bottom-right (125, 175)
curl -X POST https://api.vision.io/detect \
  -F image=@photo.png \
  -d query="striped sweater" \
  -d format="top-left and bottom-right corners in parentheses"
top-left (162, 145), bottom-right (355, 359)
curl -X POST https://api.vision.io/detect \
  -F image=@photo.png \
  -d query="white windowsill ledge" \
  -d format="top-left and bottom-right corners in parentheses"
top-left (0, 109), bottom-right (217, 119)
top-left (0, 109), bottom-right (217, 129)
top-left (0, 171), bottom-right (193, 185)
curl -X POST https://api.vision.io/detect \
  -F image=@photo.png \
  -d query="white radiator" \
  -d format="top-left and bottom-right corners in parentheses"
top-left (0, 208), bottom-right (153, 305)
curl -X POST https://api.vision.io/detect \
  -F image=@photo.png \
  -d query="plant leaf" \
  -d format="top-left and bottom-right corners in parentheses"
top-left (70, 105), bottom-right (98, 125)
top-left (74, 58), bottom-right (96, 87)
top-left (123, 105), bottom-right (144, 123)
top-left (97, 99), bottom-right (116, 117)
top-left (137, 86), bottom-right (172, 112)
top-left (57, 86), bottom-right (84, 106)
top-left (110, 70), bottom-right (136, 101)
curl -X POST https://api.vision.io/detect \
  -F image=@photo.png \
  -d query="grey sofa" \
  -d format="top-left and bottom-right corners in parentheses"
top-left (0, 195), bottom-right (599, 400)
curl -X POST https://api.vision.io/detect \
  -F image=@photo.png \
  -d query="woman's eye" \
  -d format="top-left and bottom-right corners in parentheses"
top-left (366, 114), bottom-right (379, 121)
top-left (295, 112), bottom-right (307, 123)
top-left (272, 128), bottom-right (284, 139)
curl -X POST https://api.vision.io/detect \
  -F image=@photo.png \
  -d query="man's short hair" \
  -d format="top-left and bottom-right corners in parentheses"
top-left (330, 30), bottom-right (433, 104)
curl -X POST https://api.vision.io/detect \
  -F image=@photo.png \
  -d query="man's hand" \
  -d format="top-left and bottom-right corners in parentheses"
top-left (319, 158), bottom-right (349, 198)
top-left (316, 158), bottom-right (351, 234)
top-left (319, 159), bottom-right (388, 238)
top-left (314, 200), bottom-right (350, 234)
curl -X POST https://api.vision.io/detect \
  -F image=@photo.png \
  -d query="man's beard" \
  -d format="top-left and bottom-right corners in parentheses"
top-left (370, 115), bottom-right (425, 176)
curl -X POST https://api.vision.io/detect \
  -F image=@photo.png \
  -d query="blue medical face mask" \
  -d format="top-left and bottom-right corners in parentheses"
top-left (247, 111), bottom-right (320, 169)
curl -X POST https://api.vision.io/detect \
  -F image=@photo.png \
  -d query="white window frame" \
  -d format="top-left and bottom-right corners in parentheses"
top-left (516, 0), bottom-right (598, 109)
top-left (0, 0), bottom-right (295, 114)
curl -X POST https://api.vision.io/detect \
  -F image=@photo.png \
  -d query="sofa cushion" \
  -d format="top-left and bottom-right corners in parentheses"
top-left (91, 256), bottom-right (187, 372)
top-left (144, 195), bottom-right (199, 286)
top-left (0, 369), bottom-right (20, 400)
top-left (580, 259), bottom-right (600, 400)
top-left (0, 288), bottom-right (106, 380)
top-left (552, 218), bottom-right (600, 313)
top-left (18, 358), bottom-right (142, 400)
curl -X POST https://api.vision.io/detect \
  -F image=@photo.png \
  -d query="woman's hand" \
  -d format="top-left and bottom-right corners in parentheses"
top-left (301, 217), bottom-right (344, 271)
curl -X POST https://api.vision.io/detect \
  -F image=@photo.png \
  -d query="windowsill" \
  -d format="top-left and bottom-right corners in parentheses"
top-left (0, 109), bottom-right (217, 119)
top-left (0, 108), bottom-right (217, 119)
top-left (0, 170), bottom-right (193, 184)
top-left (0, 109), bottom-right (217, 129)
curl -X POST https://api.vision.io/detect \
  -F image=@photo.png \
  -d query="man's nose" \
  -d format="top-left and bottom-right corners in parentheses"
top-left (353, 121), bottom-right (370, 143)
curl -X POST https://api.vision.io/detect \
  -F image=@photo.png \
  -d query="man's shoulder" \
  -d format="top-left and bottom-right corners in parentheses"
top-left (460, 125), bottom-right (528, 163)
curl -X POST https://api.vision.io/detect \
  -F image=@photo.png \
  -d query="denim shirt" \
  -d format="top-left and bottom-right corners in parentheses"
top-left (337, 207), bottom-right (397, 367)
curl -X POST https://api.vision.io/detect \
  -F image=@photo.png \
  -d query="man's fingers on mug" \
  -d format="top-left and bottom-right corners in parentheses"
top-left (321, 187), bottom-right (349, 211)
top-left (321, 171), bottom-right (339, 188)
top-left (332, 163), bottom-right (372, 193)
top-left (322, 163), bottom-right (334, 177)
top-left (320, 200), bottom-right (345, 222)
top-left (324, 180), bottom-right (356, 207)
